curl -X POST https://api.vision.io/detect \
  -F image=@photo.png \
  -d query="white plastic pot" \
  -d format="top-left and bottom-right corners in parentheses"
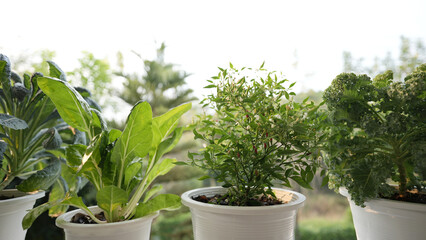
top-left (181, 186), bottom-right (305, 240)
top-left (340, 188), bottom-right (426, 240)
top-left (56, 206), bottom-right (159, 240)
top-left (0, 189), bottom-right (44, 240)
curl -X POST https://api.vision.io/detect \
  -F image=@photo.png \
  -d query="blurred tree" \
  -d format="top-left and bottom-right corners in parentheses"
top-left (8, 49), bottom-right (56, 75)
top-left (67, 52), bottom-right (112, 103)
top-left (293, 89), bottom-right (324, 104)
top-left (115, 43), bottom-right (197, 116)
top-left (343, 36), bottom-right (426, 80)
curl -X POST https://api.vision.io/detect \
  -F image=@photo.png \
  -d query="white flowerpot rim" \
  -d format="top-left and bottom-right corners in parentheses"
top-left (0, 189), bottom-right (44, 206)
top-left (339, 187), bottom-right (426, 212)
top-left (56, 205), bottom-right (159, 231)
top-left (182, 186), bottom-right (306, 215)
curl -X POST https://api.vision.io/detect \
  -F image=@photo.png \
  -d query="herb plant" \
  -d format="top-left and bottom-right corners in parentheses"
top-left (23, 75), bottom-right (191, 228)
top-left (323, 64), bottom-right (426, 206)
top-left (0, 54), bottom-right (71, 193)
top-left (187, 64), bottom-right (327, 206)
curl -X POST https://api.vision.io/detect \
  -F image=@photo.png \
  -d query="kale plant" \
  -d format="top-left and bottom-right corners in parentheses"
top-left (0, 54), bottom-right (73, 192)
top-left (323, 64), bottom-right (426, 206)
top-left (23, 75), bottom-right (191, 227)
top-left (187, 64), bottom-right (327, 206)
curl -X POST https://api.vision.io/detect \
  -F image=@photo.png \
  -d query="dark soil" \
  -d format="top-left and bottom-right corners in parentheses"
top-left (381, 191), bottom-right (426, 204)
top-left (192, 194), bottom-right (283, 206)
top-left (71, 212), bottom-right (106, 224)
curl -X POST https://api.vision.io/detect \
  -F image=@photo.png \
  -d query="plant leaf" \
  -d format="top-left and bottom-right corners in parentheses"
top-left (134, 194), bottom-right (181, 218)
top-left (23, 201), bottom-right (55, 230)
top-left (152, 127), bottom-right (184, 164)
top-left (48, 178), bottom-right (68, 217)
top-left (290, 176), bottom-right (313, 189)
top-left (96, 185), bottom-right (128, 222)
top-left (47, 61), bottom-right (67, 81)
top-left (42, 127), bottom-right (63, 150)
top-left (145, 158), bottom-right (177, 189)
top-left (111, 101), bottom-right (153, 188)
top-left (17, 161), bottom-right (61, 192)
top-left (0, 54), bottom-right (12, 101)
top-left (152, 102), bottom-right (191, 145)
top-left (124, 162), bottom-right (142, 191)
top-left (0, 114), bottom-right (28, 129)
top-left (37, 77), bottom-right (94, 133)
top-left (142, 185), bottom-right (163, 203)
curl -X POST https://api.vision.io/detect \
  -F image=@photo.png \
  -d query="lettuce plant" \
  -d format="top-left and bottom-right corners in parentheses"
top-left (323, 64), bottom-right (426, 206)
top-left (187, 64), bottom-right (327, 206)
top-left (0, 54), bottom-right (73, 193)
top-left (23, 76), bottom-right (191, 228)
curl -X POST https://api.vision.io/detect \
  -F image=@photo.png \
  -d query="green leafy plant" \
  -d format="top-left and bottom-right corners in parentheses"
top-left (0, 54), bottom-right (72, 193)
top-left (186, 63), bottom-right (327, 206)
top-left (323, 64), bottom-right (426, 206)
top-left (23, 74), bottom-right (191, 228)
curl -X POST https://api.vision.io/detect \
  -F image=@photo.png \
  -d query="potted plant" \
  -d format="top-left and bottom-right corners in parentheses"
top-left (323, 64), bottom-right (426, 240)
top-left (0, 54), bottom-right (78, 240)
top-left (181, 64), bottom-right (327, 240)
top-left (23, 73), bottom-right (192, 240)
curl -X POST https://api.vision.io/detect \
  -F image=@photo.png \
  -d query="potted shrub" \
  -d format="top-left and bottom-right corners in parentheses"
top-left (0, 54), bottom-right (79, 240)
top-left (181, 64), bottom-right (327, 240)
top-left (23, 74), bottom-right (192, 240)
top-left (323, 64), bottom-right (426, 240)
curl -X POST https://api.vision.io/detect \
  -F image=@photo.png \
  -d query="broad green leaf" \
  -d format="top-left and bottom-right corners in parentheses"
top-left (0, 55), bottom-right (12, 101)
top-left (91, 108), bottom-right (107, 132)
top-left (48, 178), bottom-right (68, 217)
top-left (124, 162), bottom-right (142, 190)
top-left (37, 77), bottom-right (94, 133)
top-left (96, 185), bottom-right (128, 222)
top-left (134, 194), bottom-right (181, 218)
top-left (0, 153), bottom-right (7, 182)
top-left (142, 185), bottom-right (163, 203)
top-left (152, 127), bottom-right (184, 164)
top-left (111, 101), bottom-right (153, 188)
top-left (144, 158), bottom-right (177, 189)
top-left (23, 73), bottom-right (31, 89)
top-left (17, 161), bottom-right (61, 192)
top-left (153, 102), bottom-right (191, 143)
top-left (23, 201), bottom-right (57, 230)
top-left (47, 61), bottom-right (66, 81)
top-left (61, 163), bottom-right (84, 194)
top-left (0, 114), bottom-right (28, 129)
top-left (42, 128), bottom-right (62, 150)
top-left (78, 134), bottom-right (103, 190)
top-left (65, 144), bottom-right (87, 170)
top-left (61, 196), bottom-right (101, 223)
top-left (108, 128), bottom-right (122, 143)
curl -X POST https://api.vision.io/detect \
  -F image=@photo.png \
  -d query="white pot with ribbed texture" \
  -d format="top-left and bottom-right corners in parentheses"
top-left (56, 206), bottom-right (159, 240)
top-left (340, 188), bottom-right (426, 240)
top-left (181, 187), bottom-right (305, 240)
top-left (0, 189), bottom-right (44, 240)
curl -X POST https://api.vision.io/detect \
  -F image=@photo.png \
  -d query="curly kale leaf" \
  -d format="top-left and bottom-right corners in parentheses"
top-left (324, 64), bottom-right (426, 205)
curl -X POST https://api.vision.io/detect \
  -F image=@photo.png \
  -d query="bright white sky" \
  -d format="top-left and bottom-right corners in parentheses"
top-left (2, 0), bottom-right (426, 97)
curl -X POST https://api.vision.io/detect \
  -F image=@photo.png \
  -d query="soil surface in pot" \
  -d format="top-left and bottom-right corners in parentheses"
top-left (71, 212), bottom-right (106, 224)
top-left (381, 190), bottom-right (426, 204)
top-left (192, 194), bottom-right (285, 206)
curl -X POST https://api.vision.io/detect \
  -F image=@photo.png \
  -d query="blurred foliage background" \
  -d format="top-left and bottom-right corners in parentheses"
top-left (3, 36), bottom-right (424, 240)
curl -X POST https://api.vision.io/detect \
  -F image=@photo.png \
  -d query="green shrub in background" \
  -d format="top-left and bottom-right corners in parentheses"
top-left (298, 209), bottom-right (356, 240)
